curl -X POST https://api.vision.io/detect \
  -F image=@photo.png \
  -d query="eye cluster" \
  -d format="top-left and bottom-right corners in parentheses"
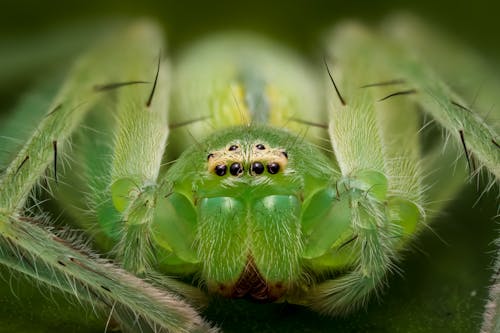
top-left (207, 143), bottom-right (288, 177)
top-left (251, 161), bottom-right (280, 175)
top-left (213, 162), bottom-right (243, 177)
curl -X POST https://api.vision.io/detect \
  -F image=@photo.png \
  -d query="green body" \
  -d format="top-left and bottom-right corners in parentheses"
top-left (0, 16), bottom-right (498, 333)
top-left (103, 33), bottom-right (421, 306)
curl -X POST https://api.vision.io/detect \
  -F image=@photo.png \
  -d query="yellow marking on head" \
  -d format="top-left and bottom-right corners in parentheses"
top-left (228, 83), bottom-right (251, 125)
top-left (209, 82), bottom-right (251, 127)
top-left (266, 84), bottom-right (291, 127)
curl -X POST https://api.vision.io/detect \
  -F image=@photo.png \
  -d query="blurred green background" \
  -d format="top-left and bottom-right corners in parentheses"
top-left (1, 0), bottom-right (500, 56)
top-left (1, 0), bottom-right (500, 115)
top-left (0, 1), bottom-right (499, 332)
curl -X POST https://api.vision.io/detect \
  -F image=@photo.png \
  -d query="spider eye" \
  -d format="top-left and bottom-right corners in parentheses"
top-left (228, 145), bottom-right (239, 151)
top-left (251, 162), bottom-right (264, 175)
top-left (256, 144), bottom-right (266, 150)
top-left (215, 164), bottom-right (227, 176)
top-left (230, 162), bottom-right (243, 176)
top-left (267, 162), bottom-right (280, 174)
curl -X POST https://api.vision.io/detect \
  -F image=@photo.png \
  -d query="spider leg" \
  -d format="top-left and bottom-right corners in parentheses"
top-left (305, 22), bottom-right (425, 314)
top-left (0, 21), bottom-right (216, 332)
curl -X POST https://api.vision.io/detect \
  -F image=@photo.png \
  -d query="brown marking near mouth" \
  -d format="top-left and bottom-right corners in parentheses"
top-left (211, 255), bottom-right (287, 302)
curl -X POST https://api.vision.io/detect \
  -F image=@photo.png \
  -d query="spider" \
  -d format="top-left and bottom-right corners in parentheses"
top-left (0, 14), bottom-right (498, 333)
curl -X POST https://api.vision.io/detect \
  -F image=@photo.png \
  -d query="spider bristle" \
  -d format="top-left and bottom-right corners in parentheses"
top-left (45, 103), bottom-right (63, 117)
top-left (458, 129), bottom-right (474, 176)
top-left (451, 100), bottom-right (472, 113)
top-left (52, 140), bottom-right (58, 185)
top-left (492, 138), bottom-right (500, 149)
top-left (377, 89), bottom-right (417, 102)
top-left (14, 155), bottom-right (30, 174)
top-left (360, 78), bottom-right (406, 88)
top-left (288, 117), bottom-right (329, 129)
top-left (169, 117), bottom-right (209, 130)
top-left (146, 50), bottom-right (161, 108)
top-left (323, 57), bottom-right (346, 106)
top-left (93, 81), bottom-right (150, 92)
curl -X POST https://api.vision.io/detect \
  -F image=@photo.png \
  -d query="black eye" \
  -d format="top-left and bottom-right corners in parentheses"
top-left (228, 145), bottom-right (238, 151)
top-left (230, 162), bottom-right (243, 176)
top-left (207, 153), bottom-right (214, 160)
top-left (215, 164), bottom-right (227, 176)
top-left (267, 162), bottom-right (280, 174)
top-left (251, 162), bottom-right (264, 175)
top-left (282, 151), bottom-right (288, 159)
top-left (256, 144), bottom-right (266, 150)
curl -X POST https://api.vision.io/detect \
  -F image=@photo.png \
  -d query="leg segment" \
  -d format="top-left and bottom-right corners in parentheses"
top-left (0, 21), bottom-right (215, 332)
